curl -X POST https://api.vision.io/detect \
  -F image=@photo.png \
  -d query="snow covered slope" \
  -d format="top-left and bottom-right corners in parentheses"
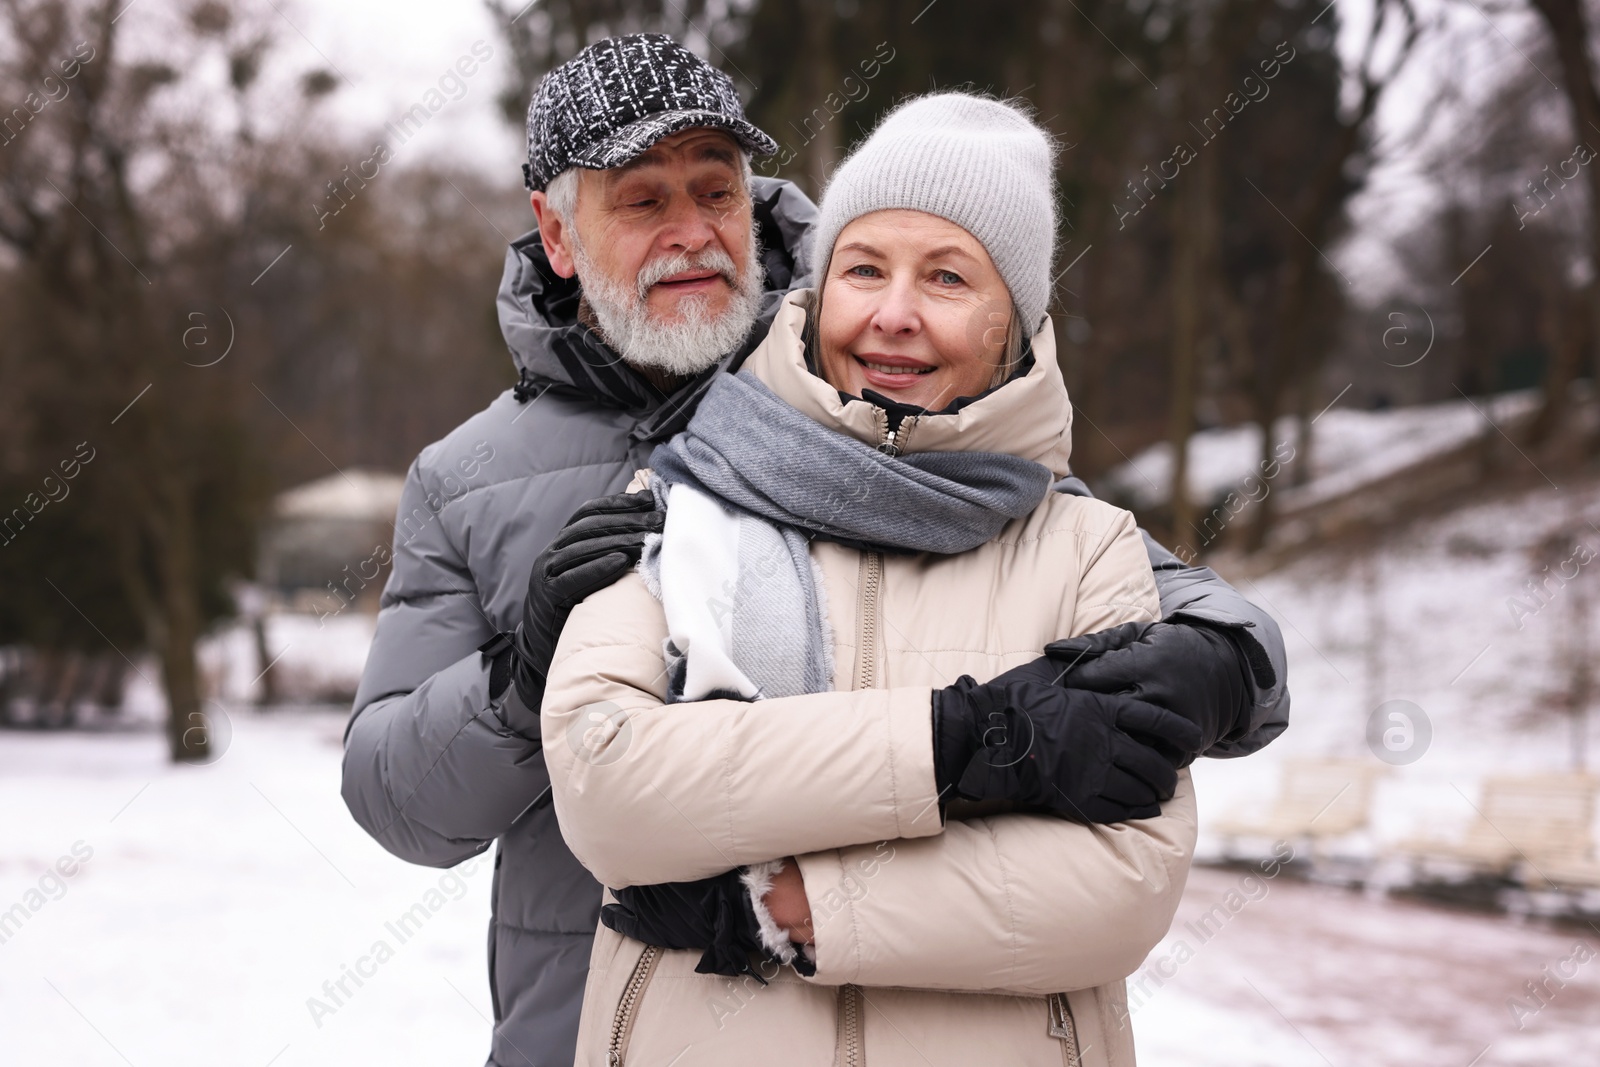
top-left (1192, 470), bottom-right (1600, 862)
top-left (1103, 391), bottom-right (1540, 514)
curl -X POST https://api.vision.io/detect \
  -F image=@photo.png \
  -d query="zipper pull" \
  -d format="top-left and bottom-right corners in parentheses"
top-left (1048, 992), bottom-right (1080, 1055)
top-left (877, 413), bottom-right (915, 457)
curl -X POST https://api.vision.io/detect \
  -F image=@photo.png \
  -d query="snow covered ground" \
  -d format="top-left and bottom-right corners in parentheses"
top-left (5, 466), bottom-right (1600, 1065)
top-left (3, 710), bottom-right (1595, 1066)
top-left (0, 711), bottom-right (494, 1067)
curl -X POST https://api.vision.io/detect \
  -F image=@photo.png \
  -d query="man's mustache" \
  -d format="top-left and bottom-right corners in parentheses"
top-left (635, 249), bottom-right (737, 300)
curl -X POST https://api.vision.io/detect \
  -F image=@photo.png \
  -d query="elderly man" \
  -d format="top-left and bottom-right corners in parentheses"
top-left (342, 34), bottom-right (1287, 1067)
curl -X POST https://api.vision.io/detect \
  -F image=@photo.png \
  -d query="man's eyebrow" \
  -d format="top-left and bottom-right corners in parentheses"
top-left (610, 153), bottom-right (660, 177)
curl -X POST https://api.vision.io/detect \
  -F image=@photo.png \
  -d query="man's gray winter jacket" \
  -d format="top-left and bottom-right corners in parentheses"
top-left (341, 176), bottom-right (1289, 1067)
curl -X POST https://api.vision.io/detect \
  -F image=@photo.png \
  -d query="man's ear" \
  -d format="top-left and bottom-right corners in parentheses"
top-left (530, 190), bottom-right (577, 278)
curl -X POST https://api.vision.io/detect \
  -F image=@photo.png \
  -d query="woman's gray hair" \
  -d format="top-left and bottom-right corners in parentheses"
top-left (994, 307), bottom-right (1026, 388)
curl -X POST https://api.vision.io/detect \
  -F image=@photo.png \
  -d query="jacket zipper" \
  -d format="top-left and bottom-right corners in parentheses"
top-left (855, 552), bottom-right (882, 690)
top-left (841, 555), bottom-right (876, 1057)
top-left (853, 409), bottom-right (912, 691)
top-left (837, 983), bottom-right (864, 1067)
top-left (833, 416), bottom-right (913, 1066)
top-left (1048, 992), bottom-right (1081, 1064)
top-left (834, 410), bottom-right (917, 1066)
top-left (606, 944), bottom-right (660, 1067)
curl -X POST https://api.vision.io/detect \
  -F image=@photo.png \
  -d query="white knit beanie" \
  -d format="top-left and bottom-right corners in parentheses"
top-left (812, 92), bottom-right (1057, 331)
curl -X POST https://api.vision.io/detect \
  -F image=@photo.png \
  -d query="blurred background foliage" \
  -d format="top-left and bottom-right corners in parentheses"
top-left (1, 0), bottom-right (1597, 758)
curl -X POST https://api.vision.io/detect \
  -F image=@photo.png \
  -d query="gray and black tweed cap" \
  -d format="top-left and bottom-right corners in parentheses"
top-left (524, 33), bottom-right (777, 191)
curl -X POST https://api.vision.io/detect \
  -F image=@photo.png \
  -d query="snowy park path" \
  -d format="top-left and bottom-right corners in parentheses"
top-left (1, 712), bottom-right (1596, 1066)
top-left (1133, 865), bottom-right (1600, 1066)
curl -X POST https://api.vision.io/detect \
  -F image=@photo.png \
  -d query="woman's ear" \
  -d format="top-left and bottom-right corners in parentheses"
top-left (530, 191), bottom-right (578, 278)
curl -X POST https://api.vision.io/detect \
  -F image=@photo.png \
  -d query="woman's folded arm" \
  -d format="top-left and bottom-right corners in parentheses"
top-left (793, 770), bottom-right (1197, 996)
top-left (540, 570), bottom-right (945, 890)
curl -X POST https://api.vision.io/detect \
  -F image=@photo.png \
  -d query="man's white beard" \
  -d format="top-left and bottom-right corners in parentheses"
top-left (572, 227), bottom-right (765, 378)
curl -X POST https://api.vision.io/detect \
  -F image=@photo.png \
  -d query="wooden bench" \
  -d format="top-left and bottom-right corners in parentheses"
top-left (1531, 848), bottom-right (1600, 892)
top-left (1212, 759), bottom-right (1389, 856)
top-left (1396, 773), bottom-right (1599, 880)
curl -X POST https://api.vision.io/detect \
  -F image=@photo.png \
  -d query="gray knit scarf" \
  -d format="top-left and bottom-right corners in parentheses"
top-left (642, 370), bottom-right (1052, 702)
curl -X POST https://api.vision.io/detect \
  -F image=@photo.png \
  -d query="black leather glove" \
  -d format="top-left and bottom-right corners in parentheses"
top-left (502, 490), bottom-right (663, 732)
top-left (932, 677), bottom-right (1201, 823)
top-left (602, 871), bottom-right (781, 980)
top-left (1040, 619), bottom-right (1259, 765)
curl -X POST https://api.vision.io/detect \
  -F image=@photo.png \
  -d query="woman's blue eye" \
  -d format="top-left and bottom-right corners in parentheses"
top-left (848, 264), bottom-right (879, 278)
top-left (937, 270), bottom-right (963, 285)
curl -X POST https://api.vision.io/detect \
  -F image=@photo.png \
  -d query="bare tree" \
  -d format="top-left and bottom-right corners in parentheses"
top-left (1245, 0), bottom-right (1421, 549)
top-left (1525, 0), bottom-right (1600, 450)
top-left (1164, 0), bottom-right (1272, 542)
top-left (0, 1), bottom-right (320, 759)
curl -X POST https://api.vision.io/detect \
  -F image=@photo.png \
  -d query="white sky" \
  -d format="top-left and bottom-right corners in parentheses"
top-left (115, 0), bottom-right (528, 179)
top-left (279, 0), bottom-right (526, 178)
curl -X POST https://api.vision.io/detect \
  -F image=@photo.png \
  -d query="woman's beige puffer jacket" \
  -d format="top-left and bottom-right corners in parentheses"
top-left (541, 291), bottom-right (1197, 1067)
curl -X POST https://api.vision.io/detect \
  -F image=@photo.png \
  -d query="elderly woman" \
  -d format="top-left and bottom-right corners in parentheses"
top-left (540, 93), bottom-right (1197, 1067)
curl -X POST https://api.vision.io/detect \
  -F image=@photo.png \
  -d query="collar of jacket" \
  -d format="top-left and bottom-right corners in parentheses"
top-left (741, 290), bottom-right (1076, 479)
top-left (495, 176), bottom-right (819, 438)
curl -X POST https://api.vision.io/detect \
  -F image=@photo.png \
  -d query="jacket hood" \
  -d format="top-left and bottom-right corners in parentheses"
top-left (495, 175), bottom-right (819, 414)
top-left (742, 290), bottom-right (1075, 478)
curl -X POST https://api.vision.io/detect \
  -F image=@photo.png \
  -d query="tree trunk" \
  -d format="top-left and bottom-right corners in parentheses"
top-left (1167, 185), bottom-right (1202, 550)
top-left (1035, 0), bottom-right (1111, 482)
top-left (1166, 16), bottom-right (1228, 553)
top-left (1292, 343), bottom-right (1325, 489)
top-left (1363, 550), bottom-right (1386, 716)
top-left (253, 614), bottom-right (279, 706)
top-left (151, 484), bottom-right (210, 763)
top-left (799, 0), bottom-right (838, 200)
top-left (1526, 282), bottom-right (1583, 449)
top-left (160, 604), bottom-right (209, 763)
top-left (1527, 0), bottom-right (1600, 453)
top-left (1245, 260), bottom-right (1301, 552)
top-left (1565, 500), bottom-right (1593, 771)
top-left (1570, 576), bottom-right (1591, 772)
